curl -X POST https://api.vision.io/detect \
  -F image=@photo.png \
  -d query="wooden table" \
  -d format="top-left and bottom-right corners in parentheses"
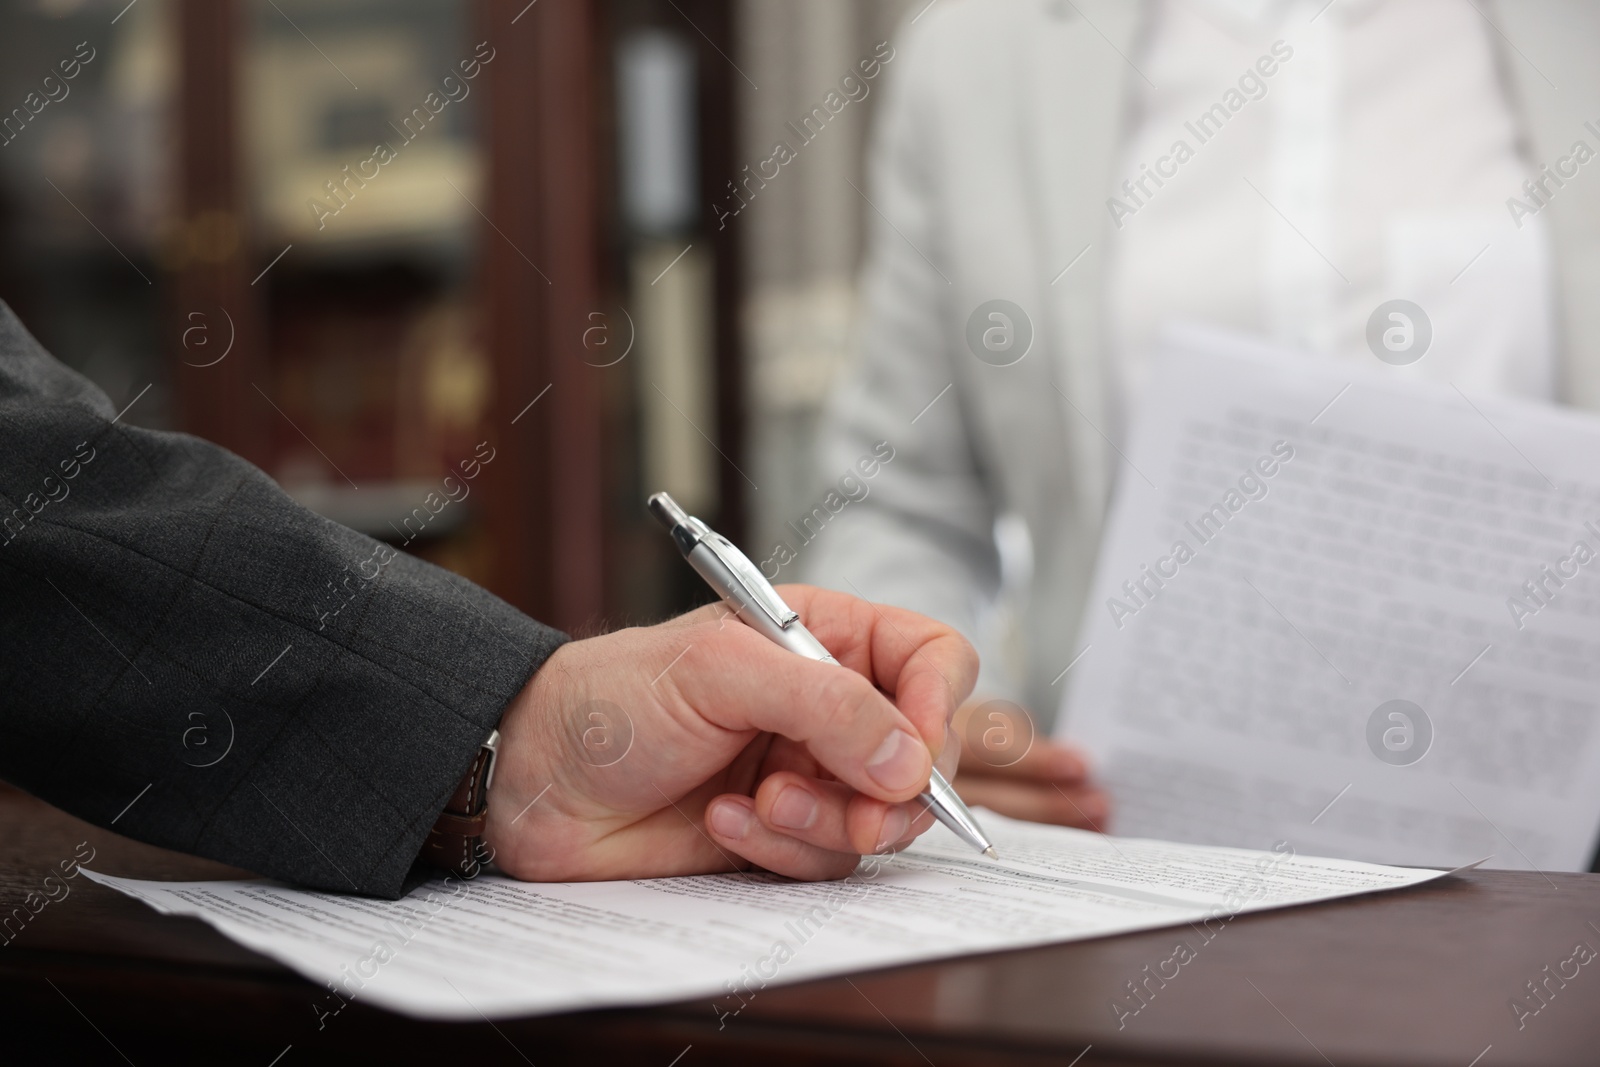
top-left (2, 785), bottom-right (1596, 1066)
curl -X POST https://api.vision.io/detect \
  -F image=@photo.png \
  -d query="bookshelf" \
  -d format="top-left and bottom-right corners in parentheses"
top-left (0, 0), bottom-right (742, 634)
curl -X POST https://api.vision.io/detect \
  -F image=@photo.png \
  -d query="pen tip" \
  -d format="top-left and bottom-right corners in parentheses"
top-left (982, 847), bottom-right (998, 860)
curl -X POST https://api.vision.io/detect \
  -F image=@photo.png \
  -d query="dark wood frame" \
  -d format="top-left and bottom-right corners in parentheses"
top-left (687, 0), bottom-right (746, 544)
top-left (477, 0), bottom-right (607, 630)
top-left (172, 0), bottom-right (266, 469)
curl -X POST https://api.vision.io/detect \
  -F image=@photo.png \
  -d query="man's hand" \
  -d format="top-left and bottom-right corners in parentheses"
top-left (483, 585), bottom-right (976, 883)
top-left (950, 700), bottom-right (1108, 830)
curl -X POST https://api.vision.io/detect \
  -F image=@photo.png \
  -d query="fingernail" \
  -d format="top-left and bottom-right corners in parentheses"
top-left (770, 786), bottom-right (818, 831)
top-left (866, 730), bottom-right (926, 793)
top-left (875, 807), bottom-right (910, 853)
top-left (707, 800), bottom-right (753, 841)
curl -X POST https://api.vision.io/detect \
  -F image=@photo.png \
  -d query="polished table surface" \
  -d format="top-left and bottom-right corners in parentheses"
top-left (2, 784), bottom-right (1597, 1066)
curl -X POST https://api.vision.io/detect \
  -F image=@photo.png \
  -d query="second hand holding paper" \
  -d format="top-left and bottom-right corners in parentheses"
top-left (1057, 326), bottom-right (1600, 871)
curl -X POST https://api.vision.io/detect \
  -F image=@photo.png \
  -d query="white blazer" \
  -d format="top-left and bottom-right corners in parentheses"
top-left (804, 0), bottom-right (1600, 723)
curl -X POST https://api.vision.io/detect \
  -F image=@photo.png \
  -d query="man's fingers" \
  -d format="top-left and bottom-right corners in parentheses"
top-left (667, 623), bottom-right (934, 803)
top-left (751, 772), bottom-right (935, 856)
top-left (758, 736), bottom-right (826, 782)
top-left (952, 777), bottom-right (1109, 829)
top-left (772, 585), bottom-right (979, 747)
top-left (704, 795), bottom-right (861, 880)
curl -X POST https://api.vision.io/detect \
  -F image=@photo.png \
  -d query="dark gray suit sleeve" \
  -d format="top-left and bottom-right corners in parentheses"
top-left (0, 302), bottom-right (567, 898)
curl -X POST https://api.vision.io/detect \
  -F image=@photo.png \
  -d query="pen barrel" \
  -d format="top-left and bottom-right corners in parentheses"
top-left (686, 543), bottom-right (836, 663)
top-left (922, 769), bottom-right (988, 849)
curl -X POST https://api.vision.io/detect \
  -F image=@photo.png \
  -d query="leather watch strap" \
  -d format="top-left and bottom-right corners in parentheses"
top-left (421, 728), bottom-right (499, 878)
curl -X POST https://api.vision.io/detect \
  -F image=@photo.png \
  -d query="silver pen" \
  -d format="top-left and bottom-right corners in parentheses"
top-left (648, 491), bottom-right (997, 859)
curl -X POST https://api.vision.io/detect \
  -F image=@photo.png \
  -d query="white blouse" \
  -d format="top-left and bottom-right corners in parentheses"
top-left (1105, 0), bottom-right (1555, 436)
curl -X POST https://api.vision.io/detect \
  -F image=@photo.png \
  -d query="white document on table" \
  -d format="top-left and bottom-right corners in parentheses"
top-left (1055, 326), bottom-right (1600, 872)
top-left (84, 812), bottom-right (1445, 1021)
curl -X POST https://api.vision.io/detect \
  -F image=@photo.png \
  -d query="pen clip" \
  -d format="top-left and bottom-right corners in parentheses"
top-left (698, 532), bottom-right (801, 630)
top-left (649, 492), bottom-right (709, 556)
top-left (649, 491), bottom-right (801, 630)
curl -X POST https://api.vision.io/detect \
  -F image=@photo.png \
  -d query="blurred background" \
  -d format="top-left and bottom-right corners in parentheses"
top-left (0, 0), bottom-right (914, 632)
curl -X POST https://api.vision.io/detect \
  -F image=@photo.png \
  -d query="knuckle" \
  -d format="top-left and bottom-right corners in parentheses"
top-left (710, 616), bottom-right (766, 652)
top-left (935, 623), bottom-right (977, 663)
top-left (815, 670), bottom-right (877, 738)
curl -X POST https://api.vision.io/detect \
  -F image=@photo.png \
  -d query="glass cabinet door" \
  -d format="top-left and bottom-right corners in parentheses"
top-left (242, 0), bottom-right (493, 582)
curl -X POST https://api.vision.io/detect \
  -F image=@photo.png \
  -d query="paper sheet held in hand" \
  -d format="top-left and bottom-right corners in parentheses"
top-left (1056, 327), bottom-right (1600, 872)
top-left (86, 812), bottom-right (1445, 1021)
